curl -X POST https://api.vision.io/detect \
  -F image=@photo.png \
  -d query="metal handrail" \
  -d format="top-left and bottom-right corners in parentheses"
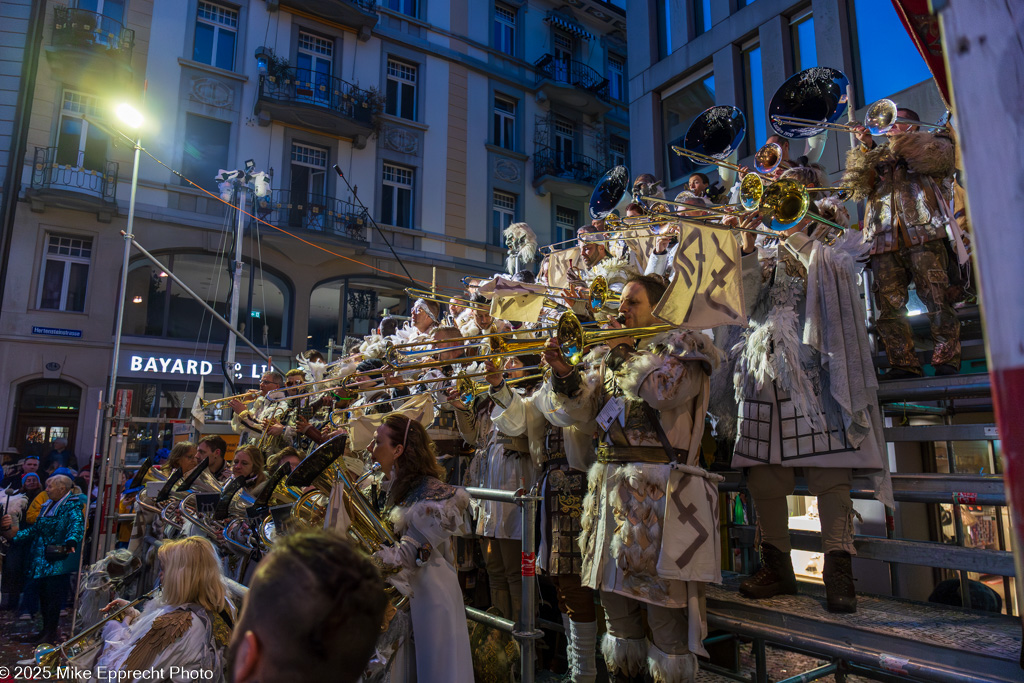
top-left (30, 146), bottom-right (119, 204)
top-left (258, 65), bottom-right (374, 125)
top-left (52, 5), bottom-right (136, 56)
top-left (256, 189), bottom-right (369, 240)
top-left (533, 147), bottom-right (603, 184)
top-left (463, 485), bottom-right (542, 683)
top-left (534, 53), bottom-right (609, 100)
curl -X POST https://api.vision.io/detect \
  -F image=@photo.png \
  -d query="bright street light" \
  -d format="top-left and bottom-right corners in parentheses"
top-left (115, 103), bottom-right (143, 128)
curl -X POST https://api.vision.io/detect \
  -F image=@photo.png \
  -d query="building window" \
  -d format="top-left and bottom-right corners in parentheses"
top-left (493, 96), bottom-right (516, 150)
top-left (38, 234), bottom-right (92, 312)
top-left (296, 31), bottom-right (333, 106)
top-left (494, 4), bottom-right (516, 56)
top-left (554, 116), bottom-right (575, 167)
top-left (658, 1), bottom-right (673, 59)
top-left (123, 253), bottom-right (292, 347)
top-left (553, 30), bottom-right (575, 81)
top-left (381, 163), bottom-right (414, 229)
top-left (56, 90), bottom-right (108, 172)
top-left (851, 0), bottom-right (932, 106)
top-left (791, 13), bottom-right (816, 72)
top-left (694, 0), bottom-right (712, 36)
top-left (555, 206), bottom-right (578, 246)
top-left (609, 135), bottom-right (628, 168)
top-left (180, 114), bottom-right (230, 192)
top-left (386, 58), bottom-right (417, 121)
top-left (382, 0), bottom-right (418, 18)
top-left (743, 44), bottom-right (766, 155)
top-left (607, 54), bottom-right (625, 101)
top-left (289, 142), bottom-right (329, 228)
top-left (662, 71), bottom-right (715, 183)
top-left (492, 191), bottom-right (516, 246)
top-left (193, 1), bottom-right (237, 71)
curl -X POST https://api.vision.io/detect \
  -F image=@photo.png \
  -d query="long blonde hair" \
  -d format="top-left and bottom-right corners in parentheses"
top-left (157, 536), bottom-right (226, 613)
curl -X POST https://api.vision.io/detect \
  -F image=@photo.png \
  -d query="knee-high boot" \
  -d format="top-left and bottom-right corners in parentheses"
top-left (602, 633), bottom-right (647, 683)
top-left (570, 619), bottom-right (598, 683)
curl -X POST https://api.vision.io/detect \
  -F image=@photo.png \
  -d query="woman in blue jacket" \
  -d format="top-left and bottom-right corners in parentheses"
top-left (2, 473), bottom-right (85, 644)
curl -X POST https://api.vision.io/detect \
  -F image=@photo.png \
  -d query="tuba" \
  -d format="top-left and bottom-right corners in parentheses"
top-left (768, 66), bottom-right (849, 138)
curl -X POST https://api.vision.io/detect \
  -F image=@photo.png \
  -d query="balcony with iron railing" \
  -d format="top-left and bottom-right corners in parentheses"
top-left (46, 5), bottom-right (135, 83)
top-left (256, 65), bottom-right (377, 147)
top-left (534, 54), bottom-right (611, 117)
top-left (266, 0), bottom-right (377, 40)
top-left (256, 190), bottom-right (369, 242)
top-left (532, 146), bottom-right (602, 197)
top-left (27, 146), bottom-right (119, 221)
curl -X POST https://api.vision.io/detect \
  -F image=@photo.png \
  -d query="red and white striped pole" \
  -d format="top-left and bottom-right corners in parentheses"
top-left (938, 0), bottom-right (1024, 657)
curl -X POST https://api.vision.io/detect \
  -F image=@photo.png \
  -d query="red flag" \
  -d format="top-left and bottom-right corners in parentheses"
top-left (891, 0), bottom-right (950, 108)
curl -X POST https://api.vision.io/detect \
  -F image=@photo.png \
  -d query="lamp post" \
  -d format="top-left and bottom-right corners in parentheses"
top-left (92, 103), bottom-right (144, 560)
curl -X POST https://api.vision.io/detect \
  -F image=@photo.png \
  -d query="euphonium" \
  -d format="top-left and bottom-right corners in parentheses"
top-left (287, 434), bottom-right (409, 613)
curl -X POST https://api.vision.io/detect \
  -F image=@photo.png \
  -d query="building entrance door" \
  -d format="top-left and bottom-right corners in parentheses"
top-left (12, 380), bottom-right (82, 461)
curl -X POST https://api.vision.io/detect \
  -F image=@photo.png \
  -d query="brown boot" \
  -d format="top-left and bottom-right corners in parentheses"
top-left (823, 550), bottom-right (857, 613)
top-left (739, 543), bottom-right (797, 599)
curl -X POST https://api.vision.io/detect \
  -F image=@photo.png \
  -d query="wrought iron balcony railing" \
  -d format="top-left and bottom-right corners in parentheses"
top-left (256, 189), bottom-right (369, 241)
top-left (258, 66), bottom-right (374, 125)
top-left (533, 147), bottom-right (602, 184)
top-left (52, 5), bottom-right (135, 58)
top-left (30, 146), bottom-right (119, 205)
top-left (534, 54), bottom-right (609, 100)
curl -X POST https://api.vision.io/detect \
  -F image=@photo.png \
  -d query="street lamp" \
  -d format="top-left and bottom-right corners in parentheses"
top-left (94, 102), bottom-right (144, 560)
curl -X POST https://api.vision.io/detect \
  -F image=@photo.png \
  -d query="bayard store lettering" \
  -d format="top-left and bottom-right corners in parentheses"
top-left (121, 352), bottom-right (271, 380)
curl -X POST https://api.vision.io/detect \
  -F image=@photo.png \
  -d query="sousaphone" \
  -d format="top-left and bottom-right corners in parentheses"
top-left (768, 67), bottom-right (849, 138)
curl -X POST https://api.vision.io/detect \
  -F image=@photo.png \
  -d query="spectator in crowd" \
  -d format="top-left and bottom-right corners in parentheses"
top-left (95, 536), bottom-right (231, 678)
top-left (18, 471), bottom-right (42, 498)
top-left (2, 473), bottom-right (86, 644)
top-left (2, 455), bottom-right (39, 489)
top-left (45, 438), bottom-right (75, 471)
top-left (227, 530), bottom-right (387, 683)
top-left (198, 436), bottom-right (231, 483)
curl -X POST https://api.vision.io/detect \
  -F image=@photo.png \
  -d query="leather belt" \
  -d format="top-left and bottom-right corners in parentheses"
top-left (497, 435), bottom-right (530, 451)
top-left (596, 445), bottom-right (683, 464)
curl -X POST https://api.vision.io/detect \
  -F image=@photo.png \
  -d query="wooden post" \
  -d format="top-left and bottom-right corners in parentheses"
top-left (937, 0), bottom-right (1024, 657)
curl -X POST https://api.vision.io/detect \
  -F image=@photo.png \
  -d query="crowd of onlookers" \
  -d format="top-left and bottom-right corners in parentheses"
top-left (1, 440), bottom-right (91, 644)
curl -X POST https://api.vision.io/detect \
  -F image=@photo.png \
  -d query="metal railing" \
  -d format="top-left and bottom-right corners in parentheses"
top-left (533, 147), bottom-right (603, 184)
top-left (534, 53), bottom-right (609, 100)
top-left (256, 189), bottom-right (369, 241)
top-left (464, 486), bottom-right (542, 683)
top-left (30, 146), bottom-right (119, 205)
top-left (346, 0), bottom-right (377, 12)
top-left (258, 65), bottom-right (374, 125)
top-left (52, 5), bottom-right (135, 58)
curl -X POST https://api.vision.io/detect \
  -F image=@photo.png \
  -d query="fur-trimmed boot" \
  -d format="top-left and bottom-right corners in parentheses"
top-left (648, 643), bottom-right (697, 683)
top-left (823, 550), bottom-right (857, 613)
top-left (739, 543), bottom-right (797, 599)
top-left (601, 634), bottom-right (647, 683)
top-left (570, 620), bottom-right (598, 683)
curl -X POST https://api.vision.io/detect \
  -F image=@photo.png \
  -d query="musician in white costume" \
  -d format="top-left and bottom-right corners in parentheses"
top-left (540, 274), bottom-right (722, 683)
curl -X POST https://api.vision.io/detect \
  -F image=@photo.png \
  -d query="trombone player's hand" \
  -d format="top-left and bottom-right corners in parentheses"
top-left (600, 317), bottom-right (635, 353)
top-left (543, 337), bottom-right (573, 378)
top-left (445, 386), bottom-right (467, 411)
top-left (852, 124), bottom-right (874, 147)
top-left (101, 598), bottom-right (140, 626)
top-left (724, 212), bottom-right (761, 253)
top-left (483, 360), bottom-right (504, 387)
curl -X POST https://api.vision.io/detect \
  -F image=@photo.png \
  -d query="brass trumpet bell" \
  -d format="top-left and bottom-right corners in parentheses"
top-left (754, 142), bottom-right (783, 174)
top-left (759, 178), bottom-right (811, 231)
top-left (740, 174), bottom-right (764, 211)
top-left (556, 310), bottom-right (676, 366)
top-left (863, 98), bottom-right (949, 136)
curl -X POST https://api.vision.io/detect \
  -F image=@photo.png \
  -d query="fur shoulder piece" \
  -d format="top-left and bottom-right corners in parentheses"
top-left (842, 144), bottom-right (894, 201)
top-left (389, 481), bottom-right (470, 536)
top-left (890, 131), bottom-right (955, 179)
top-left (0, 491), bottom-right (28, 518)
top-left (401, 476), bottom-right (461, 506)
top-left (358, 334), bottom-right (388, 360)
top-left (591, 256), bottom-right (639, 285)
top-left (811, 195), bottom-right (851, 230)
top-left (650, 329), bottom-right (724, 375)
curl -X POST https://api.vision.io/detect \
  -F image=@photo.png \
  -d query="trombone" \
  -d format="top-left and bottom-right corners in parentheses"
top-left (199, 391), bottom-right (259, 409)
top-left (772, 97), bottom-right (950, 137)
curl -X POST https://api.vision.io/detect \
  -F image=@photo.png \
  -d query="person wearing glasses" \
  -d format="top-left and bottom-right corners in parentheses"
top-left (228, 371), bottom-right (288, 448)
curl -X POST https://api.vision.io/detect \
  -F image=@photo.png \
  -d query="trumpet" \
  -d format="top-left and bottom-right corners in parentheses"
top-left (199, 391), bottom-right (259, 409)
top-left (35, 589), bottom-right (160, 668)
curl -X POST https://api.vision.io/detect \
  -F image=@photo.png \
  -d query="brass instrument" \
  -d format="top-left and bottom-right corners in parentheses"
top-left (286, 434), bottom-right (410, 613)
top-left (35, 589), bottom-right (159, 668)
top-left (768, 66), bottom-right (850, 138)
top-left (454, 372), bottom-right (545, 404)
top-left (669, 105), bottom-right (749, 175)
top-left (555, 310), bottom-right (676, 366)
top-left (199, 390), bottom-right (259, 409)
top-left (754, 142), bottom-right (784, 174)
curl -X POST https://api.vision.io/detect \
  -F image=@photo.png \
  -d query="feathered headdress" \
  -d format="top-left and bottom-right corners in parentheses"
top-left (503, 222), bottom-right (538, 276)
